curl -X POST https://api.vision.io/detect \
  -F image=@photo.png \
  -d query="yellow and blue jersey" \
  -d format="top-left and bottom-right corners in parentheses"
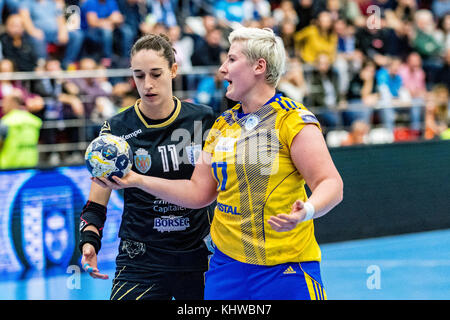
top-left (204, 93), bottom-right (322, 266)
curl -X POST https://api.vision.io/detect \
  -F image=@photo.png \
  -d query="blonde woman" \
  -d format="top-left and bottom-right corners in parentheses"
top-left (96, 27), bottom-right (343, 300)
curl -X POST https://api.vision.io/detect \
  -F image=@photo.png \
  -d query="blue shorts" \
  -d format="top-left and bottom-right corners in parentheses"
top-left (204, 248), bottom-right (326, 300)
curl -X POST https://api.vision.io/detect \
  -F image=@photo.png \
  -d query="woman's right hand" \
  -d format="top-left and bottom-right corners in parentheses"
top-left (81, 243), bottom-right (109, 280)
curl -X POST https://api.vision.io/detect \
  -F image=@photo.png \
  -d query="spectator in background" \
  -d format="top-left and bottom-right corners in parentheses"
top-left (292, 0), bottom-right (318, 31)
top-left (305, 53), bottom-right (342, 130)
top-left (31, 58), bottom-right (84, 164)
top-left (0, 59), bottom-right (45, 118)
top-left (0, 0), bottom-right (20, 23)
top-left (191, 27), bottom-right (225, 68)
top-left (194, 68), bottom-right (229, 115)
top-left (372, 0), bottom-right (396, 13)
top-left (80, 0), bottom-right (125, 66)
top-left (431, 0), bottom-right (450, 19)
top-left (383, 11), bottom-right (413, 60)
top-left (69, 57), bottom-right (112, 139)
top-left (0, 14), bottom-right (39, 71)
top-left (376, 56), bottom-right (421, 132)
top-left (150, 22), bottom-right (168, 37)
top-left (167, 24), bottom-right (194, 71)
top-left (333, 18), bottom-right (361, 96)
top-left (434, 48), bottom-right (450, 89)
top-left (32, 58), bottom-right (84, 121)
top-left (272, 0), bottom-right (299, 27)
top-left (437, 13), bottom-right (450, 51)
top-left (0, 94), bottom-right (42, 169)
top-left (411, 9), bottom-right (444, 83)
top-left (201, 14), bottom-right (220, 36)
top-left (325, 0), bottom-right (345, 22)
top-left (190, 27), bottom-right (225, 94)
top-left (259, 15), bottom-right (278, 33)
top-left (354, 14), bottom-right (395, 66)
top-left (149, 0), bottom-right (178, 27)
top-left (279, 19), bottom-right (297, 58)
top-left (355, 0), bottom-right (374, 17)
top-left (340, 0), bottom-right (365, 25)
top-left (116, 0), bottom-right (153, 60)
top-left (215, 0), bottom-right (245, 26)
top-left (398, 52), bottom-right (427, 104)
top-left (336, 19), bottom-right (356, 57)
top-left (242, 0), bottom-right (271, 22)
top-left (423, 84), bottom-right (449, 140)
top-left (167, 24), bottom-right (197, 96)
top-left (70, 57), bottom-right (110, 119)
top-left (340, 119), bottom-right (370, 146)
top-left (344, 59), bottom-right (378, 126)
top-left (18, 0), bottom-right (84, 69)
top-left (391, 0), bottom-right (417, 22)
top-left (277, 57), bottom-right (307, 103)
top-left (294, 10), bottom-right (338, 65)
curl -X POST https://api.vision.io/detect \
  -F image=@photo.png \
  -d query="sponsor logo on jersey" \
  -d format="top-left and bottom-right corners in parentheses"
top-left (99, 121), bottom-right (111, 135)
top-left (134, 148), bottom-right (151, 173)
top-left (297, 109), bottom-right (318, 124)
top-left (152, 201), bottom-right (187, 214)
top-left (301, 115), bottom-right (318, 123)
top-left (185, 143), bottom-right (202, 165)
top-left (244, 114), bottom-right (260, 131)
top-left (121, 129), bottom-right (142, 141)
top-left (283, 266), bottom-right (297, 274)
top-left (153, 215), bottom-right (190, 233)
top-left (217, 202), bottom-right (240, 215)
top-left (215, 137), bottom-right (237, 153)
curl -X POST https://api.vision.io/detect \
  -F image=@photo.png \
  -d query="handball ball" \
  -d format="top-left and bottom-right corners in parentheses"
top-left (85, 134), bottom-right (133, 181)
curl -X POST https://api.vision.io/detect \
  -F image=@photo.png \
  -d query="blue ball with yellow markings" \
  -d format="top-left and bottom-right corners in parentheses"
top-left (85, 134), bottom-right (133, 181)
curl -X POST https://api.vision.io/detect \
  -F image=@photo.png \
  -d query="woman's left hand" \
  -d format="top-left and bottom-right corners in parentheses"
top-left (267, 200), bottom-right (307, 232)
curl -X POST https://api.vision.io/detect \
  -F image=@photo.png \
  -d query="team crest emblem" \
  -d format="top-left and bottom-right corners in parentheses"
top-left (245, 115), bottom-right (259, 131)
top-left (185, 144), bottom-right (202, 165)
top-left (134, 148), bottom-right (151, 173)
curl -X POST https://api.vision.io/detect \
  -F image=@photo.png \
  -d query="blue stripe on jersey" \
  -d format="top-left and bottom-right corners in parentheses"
top-left (284, 99), bottom-right (297, 110)
top-left (277, 100), bottom-right (290, 111)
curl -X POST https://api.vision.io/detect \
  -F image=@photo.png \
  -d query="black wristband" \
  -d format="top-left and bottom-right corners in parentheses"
top-left (79, 201), bottom-right (107, 237)
top-left (79, 230), bottom-right (102, 254)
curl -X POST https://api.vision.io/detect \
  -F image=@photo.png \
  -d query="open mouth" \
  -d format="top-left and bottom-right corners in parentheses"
top-left (145, 93), bottom-right (157, 98)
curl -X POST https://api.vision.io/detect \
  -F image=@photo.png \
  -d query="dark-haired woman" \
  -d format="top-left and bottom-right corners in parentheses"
top-left (79, 34), bottom-right (215, 300)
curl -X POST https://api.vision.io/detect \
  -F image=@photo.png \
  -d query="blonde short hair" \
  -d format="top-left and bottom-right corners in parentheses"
top-left (228, 27), bottom-right (286, 87)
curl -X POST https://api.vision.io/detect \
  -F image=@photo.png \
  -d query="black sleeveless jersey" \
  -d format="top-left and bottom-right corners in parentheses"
top-left (100, 97), bottom-right (216, 271)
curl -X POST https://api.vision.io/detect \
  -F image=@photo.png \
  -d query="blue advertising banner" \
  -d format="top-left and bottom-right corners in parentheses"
top-left (0, 166), bottom-right (123, 279)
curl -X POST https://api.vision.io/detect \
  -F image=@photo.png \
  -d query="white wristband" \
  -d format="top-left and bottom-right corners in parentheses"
top-left (302, 202), bottom-right (315, 222)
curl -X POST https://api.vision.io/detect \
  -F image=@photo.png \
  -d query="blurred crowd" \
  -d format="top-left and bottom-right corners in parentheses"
top-left (0, 0), bottom-right (449, 168)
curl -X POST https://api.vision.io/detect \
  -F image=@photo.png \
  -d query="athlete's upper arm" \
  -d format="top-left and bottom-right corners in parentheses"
top-left (290, 124), bottom-right (342, 192)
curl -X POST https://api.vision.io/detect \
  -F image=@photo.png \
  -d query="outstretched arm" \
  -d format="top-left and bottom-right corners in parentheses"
top-left (80, 182), bottom-right (112, 280)
top-left (268, 125), bottom-right (343, 231)
top-left (94, 151), bottom-right (219, 209)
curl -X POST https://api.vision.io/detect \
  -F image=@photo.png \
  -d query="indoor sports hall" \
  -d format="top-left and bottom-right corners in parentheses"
top-left (0, 0), bottom-right (449, 301)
